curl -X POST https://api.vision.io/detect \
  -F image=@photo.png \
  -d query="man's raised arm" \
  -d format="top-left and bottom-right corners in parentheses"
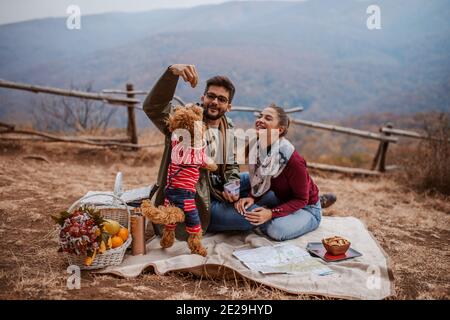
top-left (143, 64), bottom-right (199, 135)
top-left (142, 68), bottom-right (179, 135)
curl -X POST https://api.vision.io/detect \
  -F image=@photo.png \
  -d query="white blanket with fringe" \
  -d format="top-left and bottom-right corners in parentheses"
top-left (97, 216), bottom-right (394, 300)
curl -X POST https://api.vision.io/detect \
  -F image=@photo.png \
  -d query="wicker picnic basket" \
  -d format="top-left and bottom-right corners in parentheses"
top-left (63, 193), bottom-right (132, 270)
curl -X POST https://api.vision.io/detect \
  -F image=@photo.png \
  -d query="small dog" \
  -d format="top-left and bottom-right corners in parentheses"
top-left (141, 104), bottom-right (216, 256)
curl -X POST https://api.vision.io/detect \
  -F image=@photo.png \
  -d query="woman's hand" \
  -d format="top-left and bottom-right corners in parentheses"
top-left (234, 197), bottom-right (255, 215)
top-left (244, 207), bottom-right (272, 225)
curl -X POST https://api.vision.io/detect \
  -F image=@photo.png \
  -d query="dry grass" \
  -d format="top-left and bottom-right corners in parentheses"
top-left (395, 114), bottom-right (450, 195)
top-left (0, 137), bottom-right (449, 300)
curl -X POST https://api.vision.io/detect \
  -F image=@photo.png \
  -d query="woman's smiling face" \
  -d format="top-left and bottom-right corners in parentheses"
top-left (255, 107), bottom-right (282, 137)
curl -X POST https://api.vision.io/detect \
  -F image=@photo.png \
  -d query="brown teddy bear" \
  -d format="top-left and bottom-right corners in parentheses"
top-left (141, 103), bottom-right (217, 256)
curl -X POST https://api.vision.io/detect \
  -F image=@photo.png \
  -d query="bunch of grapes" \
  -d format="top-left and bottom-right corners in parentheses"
top-left (59, 210), bottom-right (100, 255)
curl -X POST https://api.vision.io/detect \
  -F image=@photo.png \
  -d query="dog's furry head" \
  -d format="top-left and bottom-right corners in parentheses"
top-left (166, 104), bottom-right (206, 143)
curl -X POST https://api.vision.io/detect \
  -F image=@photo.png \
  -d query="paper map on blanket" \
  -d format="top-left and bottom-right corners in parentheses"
top-left (233, 243), bottom-right (333, 276)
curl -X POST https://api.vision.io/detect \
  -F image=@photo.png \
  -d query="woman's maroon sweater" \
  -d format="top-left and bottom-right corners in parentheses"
top-left (268, 150), bottom-right (319, 218)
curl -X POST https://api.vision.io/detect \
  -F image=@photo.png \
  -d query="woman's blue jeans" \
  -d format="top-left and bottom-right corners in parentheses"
top-left (207, 172), bottom-right (322, 241)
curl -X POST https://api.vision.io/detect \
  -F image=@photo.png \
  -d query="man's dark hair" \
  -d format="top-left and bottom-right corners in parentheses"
top-left (205, 76), bottom-right (236, 103)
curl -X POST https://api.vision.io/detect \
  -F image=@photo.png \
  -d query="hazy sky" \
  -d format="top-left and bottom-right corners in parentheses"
top-left (0, 0), bottom-right (223, 25)
top-left (0, 0), bottom-right (306, 25)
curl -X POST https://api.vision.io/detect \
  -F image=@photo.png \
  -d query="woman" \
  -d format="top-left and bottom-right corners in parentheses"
top-left (234, 104), bottom-right (323, 241)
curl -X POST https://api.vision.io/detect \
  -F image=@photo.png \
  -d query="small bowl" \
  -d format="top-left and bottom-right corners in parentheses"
top-left (322, 237), bottom-right (350, 256)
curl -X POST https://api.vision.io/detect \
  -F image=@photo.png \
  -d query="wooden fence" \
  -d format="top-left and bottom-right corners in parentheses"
top-left (0, 79), bottom-right (445, 175)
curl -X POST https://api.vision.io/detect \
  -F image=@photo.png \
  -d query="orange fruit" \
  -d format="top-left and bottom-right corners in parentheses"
top-left (117, 227), bottom-right (129, 242)
top-left (111, 235), bottom-right (124, 248)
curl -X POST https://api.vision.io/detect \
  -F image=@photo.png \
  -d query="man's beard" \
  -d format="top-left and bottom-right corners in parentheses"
top-left (203, 103), bottom-right (226, 120)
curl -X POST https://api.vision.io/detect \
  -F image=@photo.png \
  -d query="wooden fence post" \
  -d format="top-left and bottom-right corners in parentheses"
top-left (371, 122), bottom-right (393, 172)
top-left (371, 142), bottom-right (382, 171)
top-left (126, 83), bottom-right (138, 148)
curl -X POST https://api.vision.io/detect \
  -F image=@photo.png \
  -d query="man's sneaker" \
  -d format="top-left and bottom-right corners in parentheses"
top-left (320, 193), bottom-right (337, 209)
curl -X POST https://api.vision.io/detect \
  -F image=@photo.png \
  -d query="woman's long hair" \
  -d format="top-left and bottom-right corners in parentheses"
top-left (267, 103), bottom-right (290, 137)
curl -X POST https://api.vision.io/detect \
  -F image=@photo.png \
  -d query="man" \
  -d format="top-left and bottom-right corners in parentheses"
top-left (143, 64), bottom-right (246, 239)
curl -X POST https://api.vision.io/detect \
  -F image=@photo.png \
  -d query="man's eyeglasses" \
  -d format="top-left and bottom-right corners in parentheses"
top-left (205, 92), bottom-right (229, 104)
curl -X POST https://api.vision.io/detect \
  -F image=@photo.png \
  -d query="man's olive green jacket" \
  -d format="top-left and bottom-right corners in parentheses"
top-left (143, 68), bottom-right (240, 238)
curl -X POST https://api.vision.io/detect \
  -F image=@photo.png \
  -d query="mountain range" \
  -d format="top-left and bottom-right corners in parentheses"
top-left (0, 0), bottom-right (449, 126)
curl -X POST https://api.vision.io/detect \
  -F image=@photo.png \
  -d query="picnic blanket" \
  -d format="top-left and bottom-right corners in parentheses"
top-left (97, 216), bottom-right (394, 299)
